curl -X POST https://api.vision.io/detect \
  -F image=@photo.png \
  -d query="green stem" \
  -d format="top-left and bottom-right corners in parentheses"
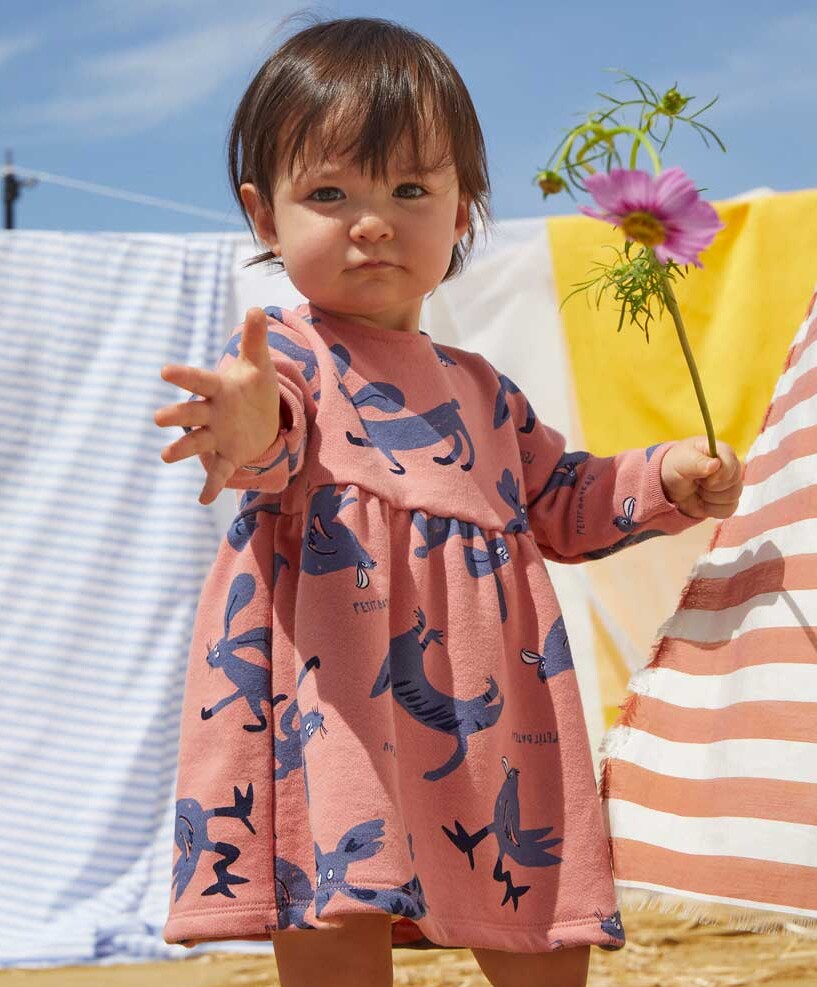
top-left (660, 270), bottom-right (717, 457)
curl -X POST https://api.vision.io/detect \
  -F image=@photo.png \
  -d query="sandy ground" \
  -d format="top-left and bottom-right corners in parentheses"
top-left (3, 910), bottom-right (817, 986)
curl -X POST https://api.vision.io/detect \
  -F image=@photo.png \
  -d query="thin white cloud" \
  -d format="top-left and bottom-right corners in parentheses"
top-left (87, 0), bottom-right (280, 32)
top-left (5, 7), bottom-right (302, 138)
top-left (683, 12), bottom-right (817, 118)
top-left (0, 33), bottom-right (41, 68)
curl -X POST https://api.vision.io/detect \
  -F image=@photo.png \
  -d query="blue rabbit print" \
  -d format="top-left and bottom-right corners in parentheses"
top-left (332, 344), bottom-right (475, 475)
top-left (497, 469), bottom-right (529, 533)
top-left (275, 656), bottom-right (326, 782)
top-left (583, 495), bottom-right (666, 560)
top-left (412, 512), bottom-right (512, 623)
top-left (172, 784), bottom-right (255, 902)
top-left (273, 855), bottom-right (316, 930)
top-left (227, 490), bottom-right (284, 553)
top-left (314, 819), bottom-right (427, 920)
top-left (370, 608), bottom-right (504, 781)
top-left (200, 573), bottom-right (286, 732)
top-left (442, 756), bottom-right (562, 911)
top-left (520, 615), bottom-right (575, 682)
top-left (301, 486), bottom-right (377, 588)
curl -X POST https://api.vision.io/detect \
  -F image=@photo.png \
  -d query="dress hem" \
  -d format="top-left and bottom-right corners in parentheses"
top-left (163, 906), bottom-right (623, 954)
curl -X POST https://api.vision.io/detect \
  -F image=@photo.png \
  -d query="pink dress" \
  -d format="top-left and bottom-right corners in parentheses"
top-left (162, 302), bottom-right (699, 953)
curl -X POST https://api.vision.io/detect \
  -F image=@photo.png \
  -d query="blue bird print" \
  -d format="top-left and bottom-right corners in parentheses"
top-left (613, 496), bottom-right (637, 532)
top-left (172, 784), bottom-right (255, 902)
top-left (370, 608), bottom-right (504, 781)
top-left (442, 757), bottom-right (562, 910)
top-left (200, 573), bottom-right (287, 732)
top-left (583, 496), bottom-right (665, 559)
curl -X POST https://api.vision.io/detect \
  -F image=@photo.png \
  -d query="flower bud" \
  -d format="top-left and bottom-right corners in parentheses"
top-left (661, 88), bottom-right (690, 116)
top-left (536, 170), bottom-right (566, 197)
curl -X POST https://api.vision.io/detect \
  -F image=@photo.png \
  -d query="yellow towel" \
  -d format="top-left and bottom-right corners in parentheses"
top-left (548, 188), bottom-right (817, 459)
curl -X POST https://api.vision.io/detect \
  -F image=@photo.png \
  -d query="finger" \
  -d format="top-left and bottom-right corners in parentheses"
top-left (698, 485), bottom-right (742, 506)
top-left (701, 499), bottom-right (741, 519)
top-left (160, 364), bottom-right (220, 398)
top-left (675, 441), bottom-right (721, 481)
top-left (198, 453), bottom-right (237, 506)
top-left (238, 307), bottom-right (273, 368)
top-left (154, 397), bottom-right (209, 429)
top-left (701, 444), bottom-right (743, 491)
top-left (160, 425), bottom-right (213, 464)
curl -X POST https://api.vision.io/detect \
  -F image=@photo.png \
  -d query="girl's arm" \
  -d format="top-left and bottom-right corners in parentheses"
top-left (493, 366), bottom-right (702, 563)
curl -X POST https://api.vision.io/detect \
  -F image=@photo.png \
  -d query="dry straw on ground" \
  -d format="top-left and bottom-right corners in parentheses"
top-left (2, 909), bottom-right (817, 986)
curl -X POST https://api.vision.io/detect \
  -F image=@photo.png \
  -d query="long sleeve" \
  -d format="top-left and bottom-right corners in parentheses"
top-left (498, 371), bottom-right (702, 563)
top-left (187, 312), bottom-right (319, 495)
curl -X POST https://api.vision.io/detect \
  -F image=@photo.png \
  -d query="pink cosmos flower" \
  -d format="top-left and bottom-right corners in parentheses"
top-left (580, 166), bottom-right (724, 267)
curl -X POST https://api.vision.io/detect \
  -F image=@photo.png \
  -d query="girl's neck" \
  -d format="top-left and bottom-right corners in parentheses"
top-left (308, 300), bottom-right (423, 335)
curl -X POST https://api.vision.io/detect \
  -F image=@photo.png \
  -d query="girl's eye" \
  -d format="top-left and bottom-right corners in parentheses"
top-left (395, 184), bottom-right (427, 198)
top-left (308, 187), bottom-right (343, 202)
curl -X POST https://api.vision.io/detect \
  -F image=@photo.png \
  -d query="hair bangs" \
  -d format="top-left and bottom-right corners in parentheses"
top-left (280, 72), bottom-right (454, 185)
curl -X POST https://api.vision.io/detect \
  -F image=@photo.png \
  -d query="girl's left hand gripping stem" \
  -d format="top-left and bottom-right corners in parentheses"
top-left (660, 436), bottom-right (743, 520)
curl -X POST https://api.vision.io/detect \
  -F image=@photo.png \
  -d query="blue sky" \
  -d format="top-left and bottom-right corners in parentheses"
top-left (2, 0), bottom-right (815, 233)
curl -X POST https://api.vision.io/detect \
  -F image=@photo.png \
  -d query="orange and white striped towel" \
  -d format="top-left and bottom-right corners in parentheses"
top-left (600, 285), bottom-right (817, 929)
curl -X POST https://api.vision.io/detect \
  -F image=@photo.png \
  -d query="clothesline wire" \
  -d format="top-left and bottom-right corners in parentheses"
top-left (2, 163), bottom-right (246, 226)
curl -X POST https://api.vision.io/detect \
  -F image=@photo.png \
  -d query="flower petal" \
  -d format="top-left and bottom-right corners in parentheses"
top-left (579, 204), bottom-right (616, 223)
top-left (584, 172), bottom-right (628, 215)
top-left (654, 167), bottom-right (699, 218)
top-left (611, 168), bottom-right (656, 213)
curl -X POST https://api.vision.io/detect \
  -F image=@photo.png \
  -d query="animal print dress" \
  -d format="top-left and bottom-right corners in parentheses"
top-left (163, 302), bottom-right (700, 953)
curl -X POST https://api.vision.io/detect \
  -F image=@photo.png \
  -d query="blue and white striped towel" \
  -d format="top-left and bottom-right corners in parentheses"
top-left (0, 231), bottom-right (270, 967)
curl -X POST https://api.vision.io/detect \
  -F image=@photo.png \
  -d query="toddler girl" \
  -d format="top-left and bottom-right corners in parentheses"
top-left (154, 16), bottom-right (742, 987)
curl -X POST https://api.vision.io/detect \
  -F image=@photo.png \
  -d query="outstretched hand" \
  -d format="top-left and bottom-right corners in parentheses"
top-left (660, 436), bottom-right (743, 519)
top-left (154, 307), bottom-right (281, 505)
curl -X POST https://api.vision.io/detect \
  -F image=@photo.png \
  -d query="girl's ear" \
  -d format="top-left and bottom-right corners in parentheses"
top-left (239, 183), bottom-right (281, 255)
top-left (453, 194), bottom-right (470, 245)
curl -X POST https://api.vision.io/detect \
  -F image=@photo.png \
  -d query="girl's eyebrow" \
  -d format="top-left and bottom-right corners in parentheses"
top-left (292, 162), bottom-right (442, 184)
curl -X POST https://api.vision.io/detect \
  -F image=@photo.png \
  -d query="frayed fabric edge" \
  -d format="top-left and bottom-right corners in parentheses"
top-left (614, 886), bottom-right (817, 937)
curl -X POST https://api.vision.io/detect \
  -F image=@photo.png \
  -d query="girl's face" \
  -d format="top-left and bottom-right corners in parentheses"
top-left (240, 137), bottom-right (469, 334)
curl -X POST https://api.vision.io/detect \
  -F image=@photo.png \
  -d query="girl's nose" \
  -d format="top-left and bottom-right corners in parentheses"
top-left (349, 212), bottom-right (394, 242)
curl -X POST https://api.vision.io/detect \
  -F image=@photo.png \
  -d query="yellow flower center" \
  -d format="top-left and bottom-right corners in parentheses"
top-left (620, 211), bottom-right (666, 247)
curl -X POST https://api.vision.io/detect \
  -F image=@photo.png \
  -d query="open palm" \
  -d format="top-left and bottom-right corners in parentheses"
top-left (154, 307), bottom-right (281, 504)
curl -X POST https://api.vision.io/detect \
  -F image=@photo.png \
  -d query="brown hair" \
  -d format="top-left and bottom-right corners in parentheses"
top-left (227, 14), bottom-right (492, 280)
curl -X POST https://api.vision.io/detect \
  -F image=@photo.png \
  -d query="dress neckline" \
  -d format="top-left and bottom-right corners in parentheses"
top-left (299, 303), bottom-right (433, 344)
